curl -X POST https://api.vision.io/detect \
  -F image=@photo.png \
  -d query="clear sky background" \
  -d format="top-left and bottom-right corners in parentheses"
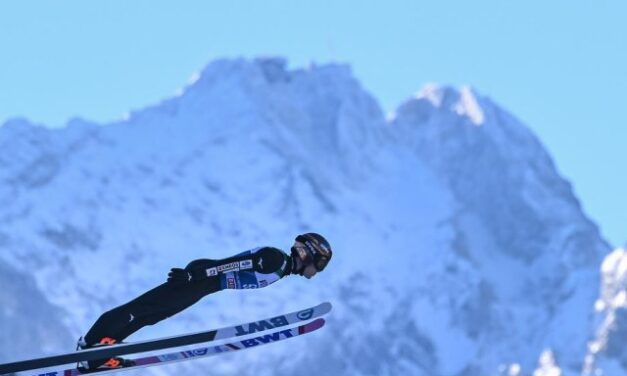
top-left (1, 1), bottom-right (625, 247)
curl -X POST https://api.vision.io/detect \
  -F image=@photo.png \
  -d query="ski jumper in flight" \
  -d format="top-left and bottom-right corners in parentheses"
top-left (76, 233), bottom-right (333, 371)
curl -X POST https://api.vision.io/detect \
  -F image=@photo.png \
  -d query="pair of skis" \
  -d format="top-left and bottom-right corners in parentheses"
top-left (0, 302), bottom-right (331, 376)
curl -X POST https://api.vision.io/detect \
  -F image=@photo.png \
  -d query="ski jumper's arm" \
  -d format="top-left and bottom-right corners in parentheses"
top-left (185, 247), bottom-right (292, 290)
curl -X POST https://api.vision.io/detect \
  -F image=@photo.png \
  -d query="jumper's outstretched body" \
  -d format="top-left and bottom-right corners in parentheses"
top-left (77, 233), bottom-right (332, 372)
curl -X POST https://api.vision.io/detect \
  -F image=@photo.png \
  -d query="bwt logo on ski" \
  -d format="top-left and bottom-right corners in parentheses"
top-left (240, 329), bottom-right (294, 348)
top-left (297, 308), bottom-right (314, 320)
top-left (32, 372), bottom-right (57, 376)
top-left (234, 315), bottom-right (289, 336)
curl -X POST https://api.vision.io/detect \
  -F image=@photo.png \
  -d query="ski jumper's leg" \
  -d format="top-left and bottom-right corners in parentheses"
top-left (83, 277), bottom-right (221, 345)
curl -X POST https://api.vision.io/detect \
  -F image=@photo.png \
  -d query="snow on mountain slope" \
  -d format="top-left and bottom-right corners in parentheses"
top-left (583, 248), bottom-right (627, 375)
top-left (390, 85), bottom-right (609, 374)
top-left (0, 58), bottom-right (611, 375)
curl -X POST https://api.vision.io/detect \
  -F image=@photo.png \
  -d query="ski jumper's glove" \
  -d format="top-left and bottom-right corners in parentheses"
top-left (167, 268), bottom-right (193, 286)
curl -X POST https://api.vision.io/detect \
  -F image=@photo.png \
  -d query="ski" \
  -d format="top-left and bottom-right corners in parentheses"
top-left (0, 302), bottom-right (331, 374)
top-left (40, 318), bottom-right (326, 376)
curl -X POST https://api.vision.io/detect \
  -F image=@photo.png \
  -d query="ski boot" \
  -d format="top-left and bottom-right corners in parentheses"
top-left (76, 336), bottom-right (135, 373)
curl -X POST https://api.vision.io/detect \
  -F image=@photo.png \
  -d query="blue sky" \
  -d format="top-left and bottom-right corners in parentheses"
top-left (1, 0), bottom-right (625, 246)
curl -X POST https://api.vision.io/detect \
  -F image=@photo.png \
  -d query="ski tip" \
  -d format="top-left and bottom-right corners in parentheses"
top-left (303, 318), bottom-right (326, 333)
top-left (319, 301), bottom-right (333, 313)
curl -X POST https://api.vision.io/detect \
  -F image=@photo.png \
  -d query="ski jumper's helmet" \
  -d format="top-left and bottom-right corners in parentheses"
top-left (293, 233), bottom-right (333, 272)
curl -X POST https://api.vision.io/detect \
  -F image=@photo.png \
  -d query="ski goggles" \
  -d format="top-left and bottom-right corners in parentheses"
top-left (295, 235), bottom-right (331, 271)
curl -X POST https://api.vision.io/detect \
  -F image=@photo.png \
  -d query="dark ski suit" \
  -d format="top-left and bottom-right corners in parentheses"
top-left (83, 247), bottom-right (293, 350)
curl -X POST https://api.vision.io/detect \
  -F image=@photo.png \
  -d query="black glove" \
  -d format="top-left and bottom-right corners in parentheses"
top-left (167, 268), bottom-right (192, 286)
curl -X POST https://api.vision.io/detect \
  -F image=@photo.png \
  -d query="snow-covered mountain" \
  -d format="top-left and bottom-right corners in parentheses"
top-left (0, 58), bottom-right (613, 375)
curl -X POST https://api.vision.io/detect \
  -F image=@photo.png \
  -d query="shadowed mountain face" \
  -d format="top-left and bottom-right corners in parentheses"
top-left (0, 58), bottom-right (611, 375)
top-left (0, 259), bottom-right (73, 363)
